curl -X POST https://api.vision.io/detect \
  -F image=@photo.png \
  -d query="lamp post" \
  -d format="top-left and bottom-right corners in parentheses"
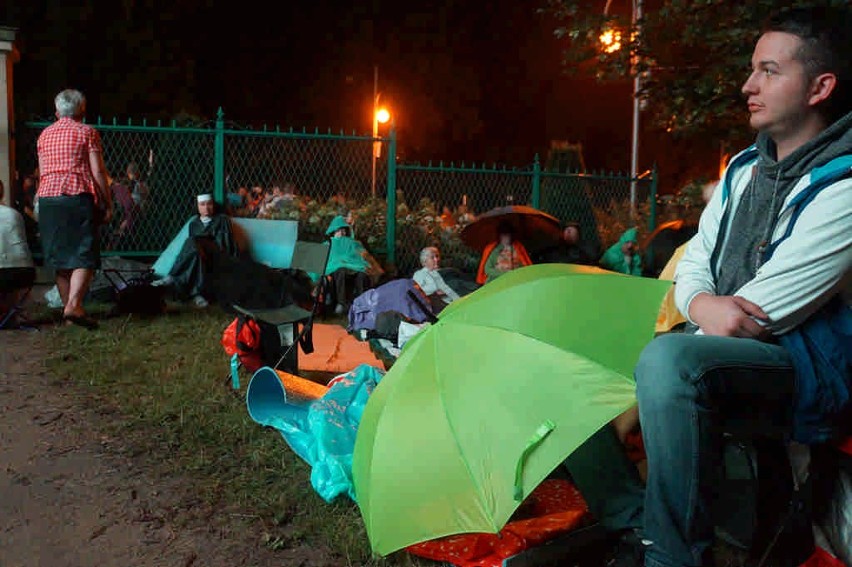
top-left (602, 0), bottom-right (642, 217)
top-left (371, 66), bottom-right (391, 199)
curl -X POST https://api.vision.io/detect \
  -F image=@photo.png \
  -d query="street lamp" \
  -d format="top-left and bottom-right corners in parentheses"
top-left (602, 0), bottom-right (643, 217)
top-left (371, 66), bottom-right (392, 198)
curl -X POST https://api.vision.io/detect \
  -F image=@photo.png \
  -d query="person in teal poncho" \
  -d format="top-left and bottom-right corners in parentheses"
top-left (599, 227), bottom-right (642, 276)
top-left (326, 215), bottom-right (383, 315)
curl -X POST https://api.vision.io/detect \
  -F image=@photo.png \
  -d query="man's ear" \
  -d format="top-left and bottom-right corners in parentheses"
top-left (808, 72), bottom-right (837, 107)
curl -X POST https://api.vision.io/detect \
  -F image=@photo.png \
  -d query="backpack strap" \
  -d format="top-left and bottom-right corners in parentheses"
top-left (762, 155), bottom-right (852, 263)
top-left (234, 315), bottom-right (259, 354)
top-left (711, 150), bottom-right (852, 275)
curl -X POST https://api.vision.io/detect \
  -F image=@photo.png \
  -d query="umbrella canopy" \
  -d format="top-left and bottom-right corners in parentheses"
top-left (352, 264), bottom-right (671, 556)
top-left (460, 205), bottom-right (563, 252)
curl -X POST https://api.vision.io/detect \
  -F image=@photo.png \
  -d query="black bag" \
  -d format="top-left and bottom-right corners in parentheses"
top-left (103, 270), bottom-right (166, 316)
top-left (714, 437), bottom-right (814, 565)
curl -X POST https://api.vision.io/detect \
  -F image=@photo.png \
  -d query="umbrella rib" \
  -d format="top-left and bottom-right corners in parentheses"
top-left (429, 331), bottom-right (502, 534)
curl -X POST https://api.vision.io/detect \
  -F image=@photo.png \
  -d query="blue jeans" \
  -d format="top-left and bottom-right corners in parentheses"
top-left (562, 333), bottom-right (797, 565)
top-left (636, 333), bottom-right (795, 567)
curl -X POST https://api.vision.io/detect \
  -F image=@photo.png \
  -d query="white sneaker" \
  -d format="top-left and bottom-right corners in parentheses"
top-left (152, 275), bottom-right (174, 287)
top-left (192, 295), bottom-right (209, 308)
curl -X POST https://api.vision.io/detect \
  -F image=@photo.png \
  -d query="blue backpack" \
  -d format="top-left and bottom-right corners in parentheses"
top-left (716, 150), bottom-right (852, 443)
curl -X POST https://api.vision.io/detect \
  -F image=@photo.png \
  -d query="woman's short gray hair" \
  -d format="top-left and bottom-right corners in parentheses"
top-left (54, 89), bottom-right (86, 118)
top-left (420, 246), bottom-right (439, 266)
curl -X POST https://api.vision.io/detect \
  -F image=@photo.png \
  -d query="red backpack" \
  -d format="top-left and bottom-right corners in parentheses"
top-left (221, 316), bottom-right (264, 373)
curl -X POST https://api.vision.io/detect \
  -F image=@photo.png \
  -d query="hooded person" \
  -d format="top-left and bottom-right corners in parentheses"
top-left (599, 227), bottom-right (642, 276)
top-left (153, 193), bottom-right (239, 307)
top-left (325, 215), bottom-right (383, 315)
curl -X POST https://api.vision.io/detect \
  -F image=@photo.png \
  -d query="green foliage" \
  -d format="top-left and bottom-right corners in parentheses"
top-left (542, 0), bottom-right (847, 144)
top-left (593, 198), bottom-right (653, 251)
top-left (250, 190), bottom-right (662, 275)
top-left (250, 193), bottom-right (480, 277)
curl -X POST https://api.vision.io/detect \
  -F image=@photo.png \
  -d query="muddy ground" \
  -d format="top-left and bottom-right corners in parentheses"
top-left (0, 327), bottom-right (339, 567)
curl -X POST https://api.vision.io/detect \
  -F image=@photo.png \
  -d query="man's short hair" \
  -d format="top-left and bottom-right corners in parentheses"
top-left (54, 89), bottom-right (86, 118)
top-left (764, 6), bottom-right (852, 121)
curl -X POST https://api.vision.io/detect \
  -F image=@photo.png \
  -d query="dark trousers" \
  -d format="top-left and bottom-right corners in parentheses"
top-left (330, 268), bottom-right (370, 308)
top-left (565, 333), bottom-right (801, 567)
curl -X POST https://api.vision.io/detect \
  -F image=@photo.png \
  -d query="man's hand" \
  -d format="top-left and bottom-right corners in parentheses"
top-left (688, 293), bottom-right (771, 339)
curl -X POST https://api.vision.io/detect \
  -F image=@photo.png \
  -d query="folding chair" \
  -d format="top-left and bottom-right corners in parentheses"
top-left (231, 240), bottom-right (331, 377)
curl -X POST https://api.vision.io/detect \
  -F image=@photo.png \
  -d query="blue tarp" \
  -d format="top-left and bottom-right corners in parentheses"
top-left (152, 217), bottom-right (299, 276)
top-left (245, 364), bottom-right (385, 502)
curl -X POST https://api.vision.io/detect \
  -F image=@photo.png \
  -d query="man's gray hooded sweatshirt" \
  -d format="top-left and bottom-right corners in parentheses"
top-left (715, 110), bottom-right (852, 297)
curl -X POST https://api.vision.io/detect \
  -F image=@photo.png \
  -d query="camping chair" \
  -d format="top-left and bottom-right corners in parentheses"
top-left (231, 239), bottom-right (331, 377)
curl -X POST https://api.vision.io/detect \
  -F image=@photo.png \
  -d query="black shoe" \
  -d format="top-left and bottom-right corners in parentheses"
top-left (605, 529), bottom-right (649, 567)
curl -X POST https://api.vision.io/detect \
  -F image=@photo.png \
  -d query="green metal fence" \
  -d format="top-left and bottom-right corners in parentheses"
top-left (387, 157), bottom-right (656, 276)
top-left (18, 112), bottom-right (655, 275)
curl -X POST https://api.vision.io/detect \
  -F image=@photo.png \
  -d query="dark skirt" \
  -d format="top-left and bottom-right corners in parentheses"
top-left (38, 194), bottom-right (101, 270)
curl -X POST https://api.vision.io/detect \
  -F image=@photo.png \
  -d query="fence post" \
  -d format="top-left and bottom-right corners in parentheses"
top-left (385, 125), bottom-right (398, 267)
top-left (648, 163), bottom-right (658, 233)
top-left (214, 107), bottom-right (224, 204)
top-left (531, 153), bottom-right (541, 209)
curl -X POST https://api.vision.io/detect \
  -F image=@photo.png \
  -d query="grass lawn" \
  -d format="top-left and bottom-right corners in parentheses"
top-left (32, 298), bottom-right (762, 567)
top-left (39, 300), bottom-right (434, 566)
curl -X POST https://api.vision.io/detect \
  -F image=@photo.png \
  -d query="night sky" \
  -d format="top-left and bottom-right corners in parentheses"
top-left (2, 0), bottom-right (718, 193)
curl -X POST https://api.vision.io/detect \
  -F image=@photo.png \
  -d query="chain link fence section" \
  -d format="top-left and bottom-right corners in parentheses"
top-left (222, 128), bottom-right (384, 243)
top-left (391, 164), bottom-right (536, 276)
top-left (18, 118), bottom-right (655, 274)
top-left (540, 172), bottom-right (655, 260)
top-left (19, 119), bottom-right (217, 257)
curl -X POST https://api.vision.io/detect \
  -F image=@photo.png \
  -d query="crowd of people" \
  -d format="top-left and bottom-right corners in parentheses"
top-left (3, 8), bottom-right (851, 566)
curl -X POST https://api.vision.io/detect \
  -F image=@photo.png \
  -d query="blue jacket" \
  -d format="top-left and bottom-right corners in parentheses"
top-left (779, 298), bottom-right (852, 443)
top-left (748, 154), bottom-right (852, 443)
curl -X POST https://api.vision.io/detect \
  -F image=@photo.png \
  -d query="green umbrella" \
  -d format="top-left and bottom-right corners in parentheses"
top-left (352, 263), bottom-right (671, 556)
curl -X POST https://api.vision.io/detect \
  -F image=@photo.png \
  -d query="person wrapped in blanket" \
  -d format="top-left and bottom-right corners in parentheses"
top-left (476, 221), bottom-right (533, 285)
top-left (326, 215), bottom-right (384, 315)
top-left (153, 193), bottom-right (239, 308)
top-left (599, 227), bottom-right (642, 276)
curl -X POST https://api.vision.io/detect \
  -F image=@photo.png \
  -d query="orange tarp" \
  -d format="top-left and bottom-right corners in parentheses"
top-left (406, 479), bottom-right (591, 567)
top-left (299, 323), bottom-right (384, 373)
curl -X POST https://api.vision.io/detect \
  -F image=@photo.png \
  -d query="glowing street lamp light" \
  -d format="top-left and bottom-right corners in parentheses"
top-left (599, 28), bottom-right (622, 54)
top-left (376, 108), bottom-right (390, 124)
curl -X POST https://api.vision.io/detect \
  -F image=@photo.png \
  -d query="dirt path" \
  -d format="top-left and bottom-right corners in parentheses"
top-left (0, 329), bottom-right (337, 567)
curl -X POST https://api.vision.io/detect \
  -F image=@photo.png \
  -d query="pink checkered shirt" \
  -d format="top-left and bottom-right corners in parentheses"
top-left (37, 117), bottom-right (103, 202)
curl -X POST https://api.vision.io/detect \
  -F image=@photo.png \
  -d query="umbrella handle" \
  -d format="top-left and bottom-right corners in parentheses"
top-left (513, 420), bottom-right (555, 502)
